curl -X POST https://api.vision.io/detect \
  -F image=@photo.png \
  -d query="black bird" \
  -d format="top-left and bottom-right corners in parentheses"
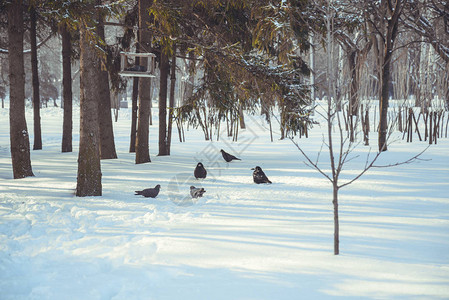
top-left (190, 186), bottom-right (206, 198)
top-left (220, 149), bottom-right (241, 162)
top-left (251, 166), bottom-right (272, 184)
top-left (194, 162), bottom-right (207, 179)
top-left (135, 184), bottom-right (161, 198)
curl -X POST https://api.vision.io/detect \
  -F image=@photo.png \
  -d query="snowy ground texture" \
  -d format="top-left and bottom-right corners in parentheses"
top-left (1, 102), bottom-right (448, 300)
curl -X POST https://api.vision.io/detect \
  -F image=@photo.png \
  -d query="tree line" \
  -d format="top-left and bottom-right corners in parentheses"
top-left (1, 0), bottom-right (448, 197)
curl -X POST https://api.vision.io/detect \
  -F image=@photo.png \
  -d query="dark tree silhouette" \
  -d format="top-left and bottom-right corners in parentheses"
top-left (76, 19), bottom-right (102, 197)
top-left (8, 0), bottom-right (34, 179)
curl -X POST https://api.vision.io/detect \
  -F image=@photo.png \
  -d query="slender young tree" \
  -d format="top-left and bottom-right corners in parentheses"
top-left (167, 43), bottom-right (177, 155)
top-left (60, 23), bottom-right (73, 153)
top-left (8, 0), bottom-right (34, 179)
top-left (292, 99), bottom-right (427, 255)
top-left (129, 75), bottom-right (139, 152)
top-left (76, 19), bottom-right (102, 197)
top-left (158, 48), bottom-right (170, 156)
top-left (30, 4), bottom-right (42, 150)
top-left (129, 44), bottom-right (140, 154)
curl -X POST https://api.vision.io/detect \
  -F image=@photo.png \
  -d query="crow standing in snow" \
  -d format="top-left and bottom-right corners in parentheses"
top-left (220, 149), bottom-right (241, 162)
top-left (251, 166), bottom-right (272, 184)
top-left (135, 184), bottom-right (161, 198)
top-left (194, 162), bottom-right (207, 179)
top-left (190, 186), bottom-right (206, 198)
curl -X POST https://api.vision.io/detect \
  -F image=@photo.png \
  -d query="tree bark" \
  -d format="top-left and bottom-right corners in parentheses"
top-left (348, 50), bottom-right (358, 116)
top-left (239, 102), bottom-right (246, 129)
top-left (129, 41), bottom-right (140, 153)
top-left (135, 0), bottom-right (153, 164)
top-left (378, 0), bottom-right (403, 152)
top-left (158, 49), bottom-right (169, 156)
top-left (96, 5), bottom-right (117, 159)
top-left (8, 0), bottom-right (34, 179)
top-left (30, 6), bottom-right (42, 151)
top-left (130, 76), bottom-right (139, 152)
top-left (378, 49), bottom-right (391, 152)
top-left (333, 184), bottom-right (339, 255)
top-left (61, 23), bottom-right (73, 153)
top-left (76, 20), bottom-right (102, 197)
top-left (167, 44), bottom-right (176, 155)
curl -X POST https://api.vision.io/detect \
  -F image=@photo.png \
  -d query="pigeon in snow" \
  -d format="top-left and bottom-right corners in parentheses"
top-left (220, 149), bottom-right (241, 162)
top-left (135, 184), bottom-right (161, 198)
top-left (190, 186), bottom-right (206, 198)
top-left (252, 166), bottom-right (272, 184)
top-left (194, 162), bottom-right (207, 179)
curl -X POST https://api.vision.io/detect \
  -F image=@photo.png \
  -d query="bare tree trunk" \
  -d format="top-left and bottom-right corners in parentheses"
top-left (8, 0), bottom-right (34, 179)
top-left (379, 53), bottom-right (391, 152)
top-left (333, 183), bottom-right (339, 255)
top-left (182, 51), bottom-right (195, 105)
top-left (96, 4), bottom-right (117, 159)
top-left (348, 50), bottom-right (358, 116)
top-left (327, 96), bottom-right (339, 255)
top-left (158, 49), bottom-right (169, 156)
top-left (129, 43), bottom-right (140, 153)
top-left (446, 82), bottom-right (449, 111)
top-left (76, 20), bottom-right (102, 197)
top-left (378, 0), bottom-right (403, 152)
top-left (280, 100), bottom-right (285, 140)
top-left (239, 101), bottom-right (246, 129)
top-left (61, 24), bottom-right (73, 153)
top-left (309, 33), bottom-right (315, 111)
top-left (129, 76), bottom-right (139, 152)
top-left (335, 45), bottom-right (343, 112)
top-left (324, 1), bottom-right (339, 254)
top-left (167, 44), bottom-right (176, 155)
top-left (30, 6), bottom-right (42, 151)
top-left (135, 0), bottom-right (153, 164)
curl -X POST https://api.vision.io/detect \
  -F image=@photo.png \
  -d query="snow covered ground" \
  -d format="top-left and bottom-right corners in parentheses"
top-left (0, 102), bottom-right (448, 299)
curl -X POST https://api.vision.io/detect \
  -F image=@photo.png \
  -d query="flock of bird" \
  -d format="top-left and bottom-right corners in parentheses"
top-left (134, 149), bottom-right (272, 199)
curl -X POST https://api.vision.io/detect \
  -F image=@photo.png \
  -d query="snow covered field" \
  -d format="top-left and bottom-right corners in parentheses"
top-left (1, 103), bottom-right (448, 299)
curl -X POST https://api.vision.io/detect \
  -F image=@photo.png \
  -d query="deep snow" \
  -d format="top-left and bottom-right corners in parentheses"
top-left (0, 102), bottom-right (448, 299)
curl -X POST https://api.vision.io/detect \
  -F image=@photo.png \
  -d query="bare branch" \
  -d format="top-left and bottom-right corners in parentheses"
top-left (315, 140), bottom-right (325, 166)
top-left (337, 149), bottom-right (382, 190)
top-left (372, 146), bottom-right (431, 168)
top-left (290, 138), bottom-right (333, 183)
top-left (338, 146), bottom-right (430, 189)
top-left (0, 34), bottom-right (53, 54)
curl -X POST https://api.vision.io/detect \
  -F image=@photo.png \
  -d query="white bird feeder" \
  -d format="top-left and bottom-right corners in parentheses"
top-left (119, 52), bottom-right (156, 78)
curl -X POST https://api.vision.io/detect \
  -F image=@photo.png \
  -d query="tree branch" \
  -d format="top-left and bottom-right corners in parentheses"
top-left (290, 138), bottom-right (333, 183)
top-left (338, 145), bottom-right (430, 189)
top-left (0, 33), bottom-right (53, 54)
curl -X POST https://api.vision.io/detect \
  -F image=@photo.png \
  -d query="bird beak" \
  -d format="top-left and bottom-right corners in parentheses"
top-left (251, 168), bottom-right (255, 170)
